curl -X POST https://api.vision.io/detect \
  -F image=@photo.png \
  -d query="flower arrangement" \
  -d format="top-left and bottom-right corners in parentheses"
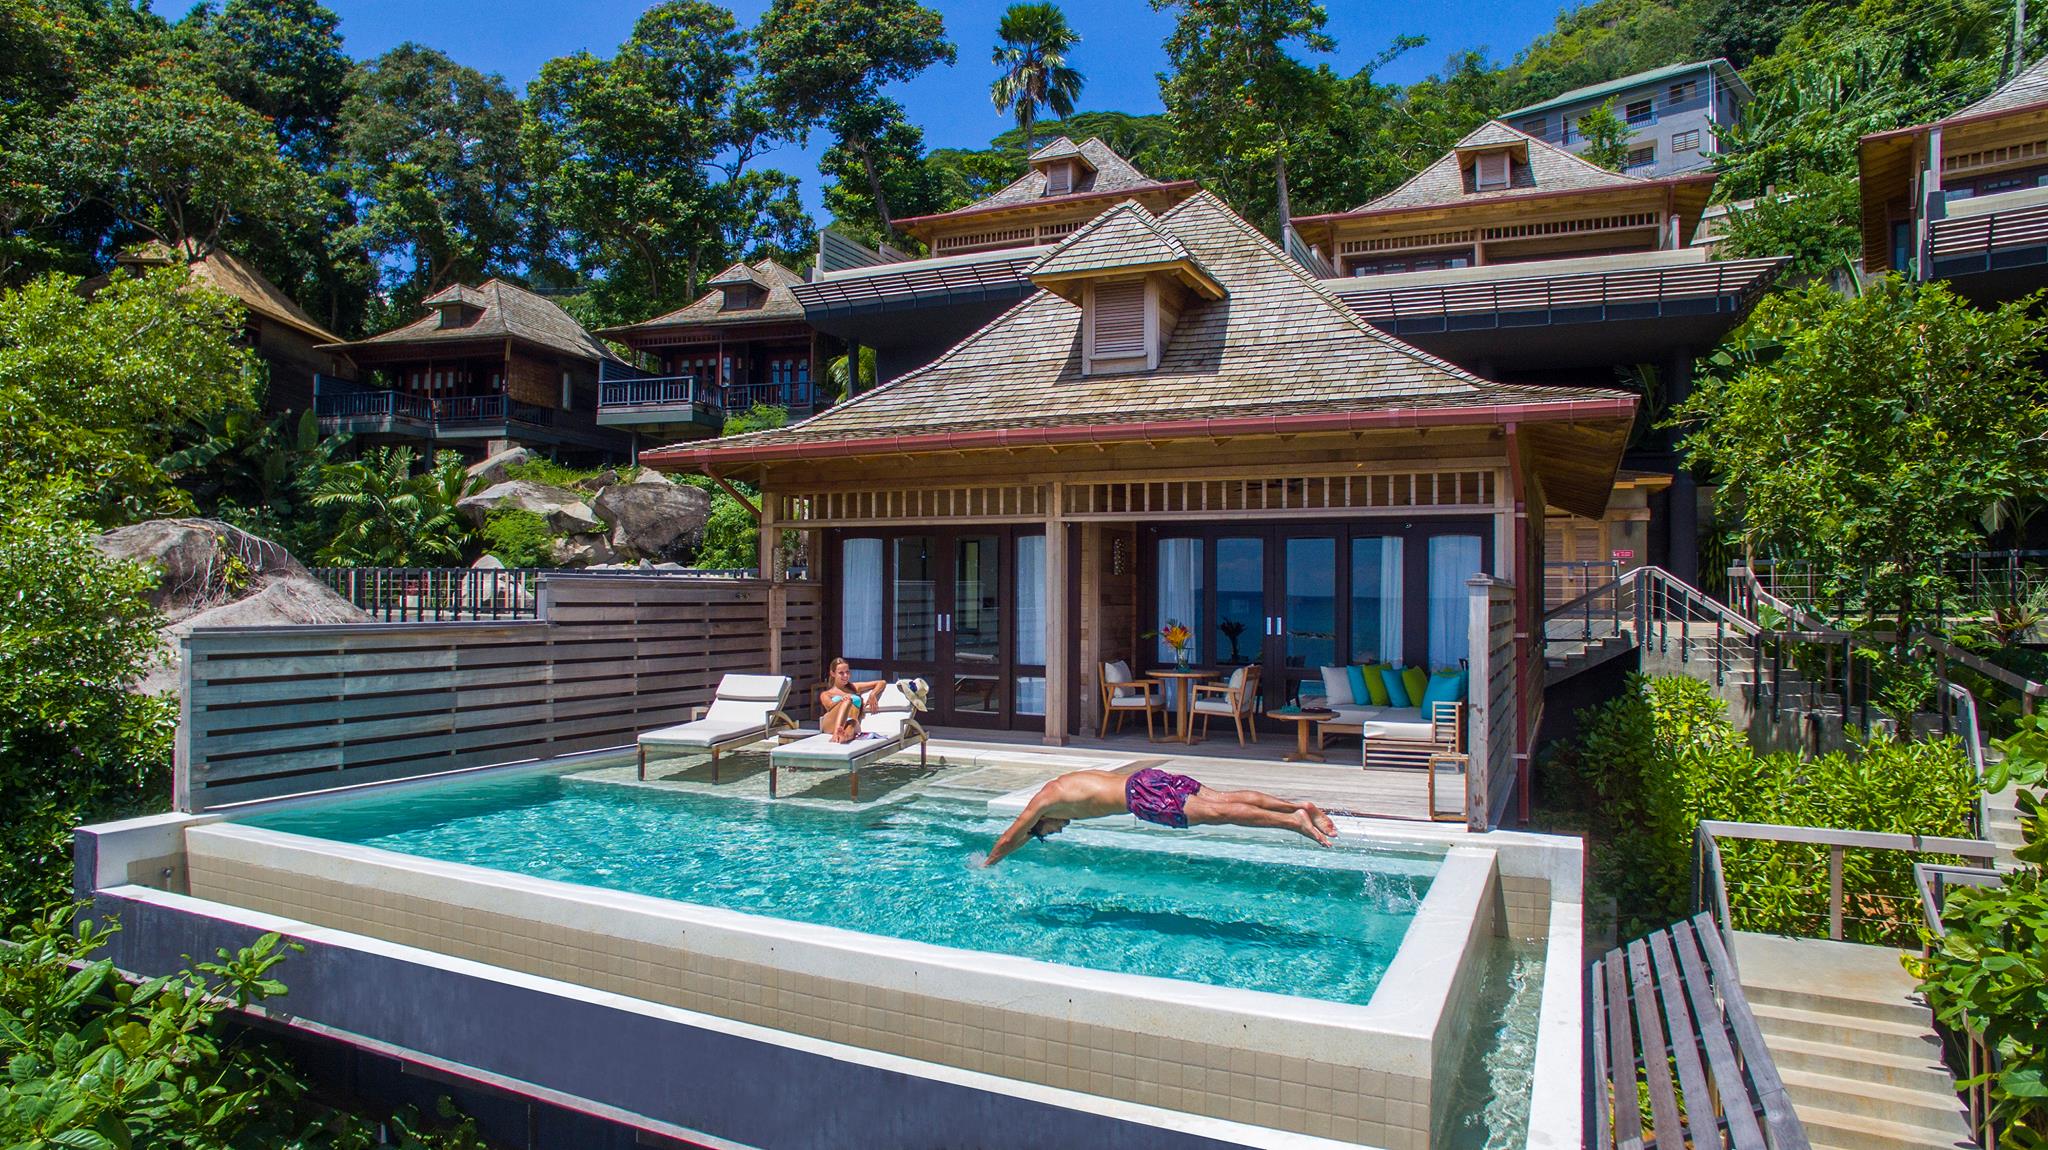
top-left (1146, 619), bottom-right (1194, 669)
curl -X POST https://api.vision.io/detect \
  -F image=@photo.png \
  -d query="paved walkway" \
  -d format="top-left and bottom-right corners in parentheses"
top-left (590, 726), bottom-right (1452, 824)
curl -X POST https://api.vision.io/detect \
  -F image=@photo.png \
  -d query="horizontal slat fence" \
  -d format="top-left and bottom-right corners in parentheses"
top-left (176, 575), bottom-right (824, 812)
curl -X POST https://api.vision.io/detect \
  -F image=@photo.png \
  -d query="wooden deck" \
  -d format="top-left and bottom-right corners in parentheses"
top-left (611, 723), bottom-right (1453, 825)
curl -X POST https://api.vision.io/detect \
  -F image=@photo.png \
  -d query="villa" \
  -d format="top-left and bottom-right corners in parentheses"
top-left (314, 279), bottom-right (630, 460)
top-left (792, 136), bottom-right (1200, 383)
top-left (596, 259), bottom-right (833, 454)
top-left (1502, 58), bottom-right (1751, 178)
top-left (1290, 120), bottom-right (1784, 584)
top-left (1860, 52), bottom-right (2048, 300)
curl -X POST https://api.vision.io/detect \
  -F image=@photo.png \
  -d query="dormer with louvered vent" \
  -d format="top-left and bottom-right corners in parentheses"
top-left (1027, 200), bottom-right (1225, 377)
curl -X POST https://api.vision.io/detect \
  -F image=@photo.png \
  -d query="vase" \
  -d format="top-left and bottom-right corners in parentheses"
top-left (1175, 651), bottom-right (1191, 672)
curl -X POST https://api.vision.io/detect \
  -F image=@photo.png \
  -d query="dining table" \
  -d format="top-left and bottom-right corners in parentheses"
top-left (1147, 667), bottom-right (1218, 744)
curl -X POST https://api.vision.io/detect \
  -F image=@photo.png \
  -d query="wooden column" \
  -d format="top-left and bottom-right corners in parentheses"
top-left (1078, 523), bottom-right (1103, 736)
top-left (759, 489), bottom-right (782, 673)
top-left (1044, 481), bottom-right (1069, 746)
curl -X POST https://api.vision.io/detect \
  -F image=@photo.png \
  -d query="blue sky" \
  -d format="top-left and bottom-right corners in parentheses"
top-left (323, 0), bottom-right (1568, 215)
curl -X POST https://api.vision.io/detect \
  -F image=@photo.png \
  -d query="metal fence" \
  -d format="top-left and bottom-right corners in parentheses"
top-left (311, 566), bottom-right (771, 622)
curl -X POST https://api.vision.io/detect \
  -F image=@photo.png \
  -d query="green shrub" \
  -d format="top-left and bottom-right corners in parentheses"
top-left (1569, 674), bottom-right (1976, 940)
top-left (480, 509), bottom-right (555, 569)
top-left (1912, 712), bottom-right (2048, 1148)
top-left (0, 907), bottom-right (489, 1148)
top-left (0, 477), bottom-right (176, 921)
top-left (505, 457), bottom-right (610, 489)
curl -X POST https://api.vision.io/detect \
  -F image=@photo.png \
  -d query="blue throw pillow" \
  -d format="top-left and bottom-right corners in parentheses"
top-left (1420, 669), bottom-right (1467, 711)
top-left (1346, 665), bottom-right (1369, 706)
top-left (1379, 666), bottom-right (1411, 708)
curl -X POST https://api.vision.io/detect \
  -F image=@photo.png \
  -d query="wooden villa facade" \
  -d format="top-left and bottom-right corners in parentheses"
top-left (1291, 121), bottom-right (1786, 586)
top-left (649, 193), bottom-right (1638, 825)
top-left (598, 260), bottom-right (828, 452)
top-left (317, 280), bottom-right (629, 460)
top-left (1861, 53), bottom-right (2048, 301)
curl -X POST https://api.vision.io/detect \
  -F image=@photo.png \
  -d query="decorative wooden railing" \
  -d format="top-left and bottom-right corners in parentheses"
top-left (599, 375), bottom-right (703, 409)
top-left (1930, 198), bottom-right (2048, 268)
top-left (175, 574), bottom-right (825, 811)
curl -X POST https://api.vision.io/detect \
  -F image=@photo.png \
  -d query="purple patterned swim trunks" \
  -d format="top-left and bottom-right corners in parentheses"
top-left (1125, 767), bottom-right (1203, 829)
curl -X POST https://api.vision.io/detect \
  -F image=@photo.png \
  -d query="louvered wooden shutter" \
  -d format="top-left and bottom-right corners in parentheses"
top-left (1475, 152), bottom-right (1510, 191)
top-left (1046, 161), bottom-right (1072, 195)
top-left (1091, 281), bottom-right (1147, 359)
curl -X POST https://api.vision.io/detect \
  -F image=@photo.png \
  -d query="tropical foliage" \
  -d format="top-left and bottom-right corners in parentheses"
top-left (1561, 674), bottom-right (1978, 940)
top-left (308, 447), bottom-right (479, 567)
top-left (990, 3), bottom-right (1084, 160)
top-left (1677, 278), bottom-right (2048, 640)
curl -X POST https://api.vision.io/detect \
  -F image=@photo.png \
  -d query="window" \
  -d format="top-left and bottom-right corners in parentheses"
top-left (1672, 129), bottom-right (1701, 154)
top-left (1045, 161), bottom-right (1072, 195)
top-left (1519, 116), bottom-right (1547, 138)
top-left (1625, 142), bottom-right (1657, 170)
top-left (560, 370), bottom-right (572, 411)
top-left (1084, 279), bottom-right (1148, 370)
top-left (1346, 249), bottom-right (1474, 277)
top-left (1625, 98), bottom-right (1654, 125)
top-left (1473, 150), bottom-right (1511, 191)
top-left (1668, 80), bottom-right (1697, 104)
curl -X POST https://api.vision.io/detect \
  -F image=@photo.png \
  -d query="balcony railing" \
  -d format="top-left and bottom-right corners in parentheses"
top-left (600, 376), bottom-right (703, 409)
top-left (313, 387), bottom-right (434, 424)
top-left (727, 381), bottom-right (815, 413)
top-left (434, 395), bottom-right (554, 427)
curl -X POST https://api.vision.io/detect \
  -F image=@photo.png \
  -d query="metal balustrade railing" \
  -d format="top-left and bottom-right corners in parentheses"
top-left (312, 387), bottom-right (435, 423)
top-left (1541, 564), bottom-right (1760, 687)
top-left (1915, 860), bottom-right (2009, 1150)
top-left (1749, 551), bottom-right (2048, 630)
top-left (312, 566), bottom-right (780, 622)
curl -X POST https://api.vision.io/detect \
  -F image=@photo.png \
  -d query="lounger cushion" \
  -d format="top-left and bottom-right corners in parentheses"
top-left (772, 732), bottom-right (900, 764)
top-left (639, 718), bottom-right (765, 748)
top-left (702, 697), bottom-right (779, 725)
top-left (717, 673), bottom-right (791, 702)
top-left (1361, 716), bottom-right (1437, 742)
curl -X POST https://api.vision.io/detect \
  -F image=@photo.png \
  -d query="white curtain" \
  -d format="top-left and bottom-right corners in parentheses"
top-left (1378, 537), bottom-right (1404, 667)
top-left (1426, 535), bottom-right (1482, 671)
top-left (1015, 533), bottom-right (1045, 666)
top-left (840, 538), bottom-right (883, 660)
top-left (1155, 537), bottom-right (1203, 663)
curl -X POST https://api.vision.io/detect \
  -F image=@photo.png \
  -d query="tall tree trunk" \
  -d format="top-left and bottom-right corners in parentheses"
top-left (1020, 105), bottom-right (1035, 167)
top-left (1273, 150), bottom-right (1293, 241)
top-left (853, 138), bottom-right (894, 241)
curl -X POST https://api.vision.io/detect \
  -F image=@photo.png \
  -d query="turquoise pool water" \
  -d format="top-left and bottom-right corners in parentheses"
top-left (242, 767), bottom-right (1440, 1005)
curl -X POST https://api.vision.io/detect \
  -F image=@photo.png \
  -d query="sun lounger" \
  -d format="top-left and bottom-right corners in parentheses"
top-left (768, 681), bottom-right (928, 799)
top-left (637, 673), bottom-right (796, 780)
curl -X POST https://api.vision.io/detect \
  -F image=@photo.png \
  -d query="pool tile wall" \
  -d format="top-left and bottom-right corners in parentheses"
top-left (183, 825), bottom-right (1481, 1150)
top-left (1499, 875), bottom-right (1550, 936)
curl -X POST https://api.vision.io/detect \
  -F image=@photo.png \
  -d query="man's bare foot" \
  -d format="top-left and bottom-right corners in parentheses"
top-left (1303, 802), bottom-right (1337, 837)
top-left (1292, 810), bottom-right (1334, 847)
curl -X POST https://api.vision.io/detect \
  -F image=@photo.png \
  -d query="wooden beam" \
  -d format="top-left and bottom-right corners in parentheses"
top-left (1044, 481), bottom-right (1069, 746)
top-left (709, 473), bottom-right (761, 519)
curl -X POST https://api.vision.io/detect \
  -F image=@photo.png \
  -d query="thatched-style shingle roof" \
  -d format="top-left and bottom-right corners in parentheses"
top-left (601, 260), bottom-right (809, 339)
top-left (1356, 121), bottom-right (1643, 212)
top-left (323, 279), bottom-right (618, 362)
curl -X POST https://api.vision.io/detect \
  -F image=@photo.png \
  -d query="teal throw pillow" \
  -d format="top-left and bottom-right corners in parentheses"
top-left (1380, 666), bottom-right (1411, 708)
top-left (1346, 665), bottom-right (1369, 706)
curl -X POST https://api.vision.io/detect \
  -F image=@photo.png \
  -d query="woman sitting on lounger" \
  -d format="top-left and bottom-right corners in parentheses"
top-left (981, 768), bottom-right (1337, 867)
top-left (820, 657), bottom-right (888, 744)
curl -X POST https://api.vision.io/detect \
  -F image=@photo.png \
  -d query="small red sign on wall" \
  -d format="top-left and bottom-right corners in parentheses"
top-left (1612, 549), bottom-right (1635, 560)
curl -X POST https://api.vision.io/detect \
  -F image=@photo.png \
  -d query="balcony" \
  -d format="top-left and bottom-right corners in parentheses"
top-left (595, 368), bottom-right (821, 431)
top-left (1928, 193), bottom-right (2048, 298)
top-left (313, 377), bottom-right (435, 436)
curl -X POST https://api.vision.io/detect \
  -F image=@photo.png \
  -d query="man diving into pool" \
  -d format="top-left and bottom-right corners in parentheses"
top-left (981, 768), bottom-right (1337, 867)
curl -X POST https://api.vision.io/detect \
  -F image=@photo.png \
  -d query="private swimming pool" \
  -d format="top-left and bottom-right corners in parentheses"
top-left (242, 769), bottom-right (1439, 1007)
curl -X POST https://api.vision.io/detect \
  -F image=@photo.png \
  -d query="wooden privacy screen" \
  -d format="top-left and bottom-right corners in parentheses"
top-left (175, 575), bottom-right (824, 812)
top-left (1464, 576), bottom-right (1520, 831)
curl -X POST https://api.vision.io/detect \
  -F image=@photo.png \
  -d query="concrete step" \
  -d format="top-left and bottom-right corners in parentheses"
top-left (1748, 1001), bottom-right (1936, 1055)
top-left (1777, 1067), bottom-right (1973, 1132)
top-left (1793, 1102), bottom-right (1976, 1150)
top-left (1745, 980), bottom-right (1933, 1028)
top-left (1763, 1033), bottom-right (1955, 1095)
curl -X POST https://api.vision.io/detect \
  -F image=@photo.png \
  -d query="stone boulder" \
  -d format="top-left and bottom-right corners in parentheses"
top-left (592, 480), bottom-right (712, 561)
top-left (551, 534), bottom-right (619, 567)
top-left (93, 519), bottom-right (369, 694)
top-left (457, 480), bottom-right (604, 535)
top-left (630, 467), bottom-right (673, 486)
top-left (574, 468), bottom-right (620, 493)
top-left (466, 446), bottom-right (532, 488)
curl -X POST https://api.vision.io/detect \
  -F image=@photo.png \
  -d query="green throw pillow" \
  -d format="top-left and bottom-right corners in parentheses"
top-left (1402, 666), bottom-right (1429, 708)
top-left (1361, 663), bottom-right (1392, 706)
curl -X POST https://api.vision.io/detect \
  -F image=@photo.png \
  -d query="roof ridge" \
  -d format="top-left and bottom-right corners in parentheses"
top-left (1161, 191), bottom-right (1491, 389)
top-left (1026, 198), bottom-right (1183, 275)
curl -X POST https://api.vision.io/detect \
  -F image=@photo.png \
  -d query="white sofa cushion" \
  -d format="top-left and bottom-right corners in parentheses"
top-left (1318, 666), bottom-right (1354, 707)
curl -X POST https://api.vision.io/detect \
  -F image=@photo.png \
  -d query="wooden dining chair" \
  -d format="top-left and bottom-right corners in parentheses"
top-left (1192, 665), bottom-right (1261, 746)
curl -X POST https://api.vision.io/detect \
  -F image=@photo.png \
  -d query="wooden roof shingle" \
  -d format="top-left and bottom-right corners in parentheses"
top-left (1357, 120), bottom-right (1644, 212)
top-left (602, 260), bottom-right (809, 337)
top-left (649, 192), bottom-right (1633, 461)
top-left (1953, 54), bottom-right (2048, 120)
top-left (949, 137), bottom-right (1170, 214)
top-left (118, 240), bottom-right (341, 345)
top-left (328, 279), bottom-right (619, 362)
top-left (1024, 201), bottom-right (1202, 280)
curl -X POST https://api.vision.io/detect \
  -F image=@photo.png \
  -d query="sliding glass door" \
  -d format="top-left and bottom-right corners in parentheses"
top-left (832, 529), bottom-right (1040, 729)
top-left (1142, 519), bottom-right (1491, 711)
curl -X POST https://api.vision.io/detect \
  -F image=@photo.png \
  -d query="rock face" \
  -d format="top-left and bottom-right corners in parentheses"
top-left (457, 480), bottom-right (605, 535)
top-left (593, 479), bottom-right (712, 562)
top-left (92, 519), bottom-right (369, 694)
top-left (466, 446), bottom-right (532, 488)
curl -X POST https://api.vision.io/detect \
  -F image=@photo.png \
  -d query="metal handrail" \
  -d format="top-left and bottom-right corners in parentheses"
top-left (1913, 859), bottom-right (2010, 1150)
top-left (1541, 564), bottom-right (1759, 686)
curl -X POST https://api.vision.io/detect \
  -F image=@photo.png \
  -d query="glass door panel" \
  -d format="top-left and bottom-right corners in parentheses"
top-left (840, 537), bottom-right (884, 665)
top-left (1281, 536), bottom-right (1336, 703)
top-left (1213, 536), bottom-right (1264, 670)
top-left (1426, 534), bottom-right (1484, 670)
top-left (892, 536), bottom-right (936, 662)
top-left (1349, 536), bottom-right (1404, 667)
top-left (949, 533), bottom-right (1004, 724)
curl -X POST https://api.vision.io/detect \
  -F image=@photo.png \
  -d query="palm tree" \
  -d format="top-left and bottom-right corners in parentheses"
top-left (310, 446), bottom-right (477, 567)
top-left (990, 3), bottom-right (1084, 164)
